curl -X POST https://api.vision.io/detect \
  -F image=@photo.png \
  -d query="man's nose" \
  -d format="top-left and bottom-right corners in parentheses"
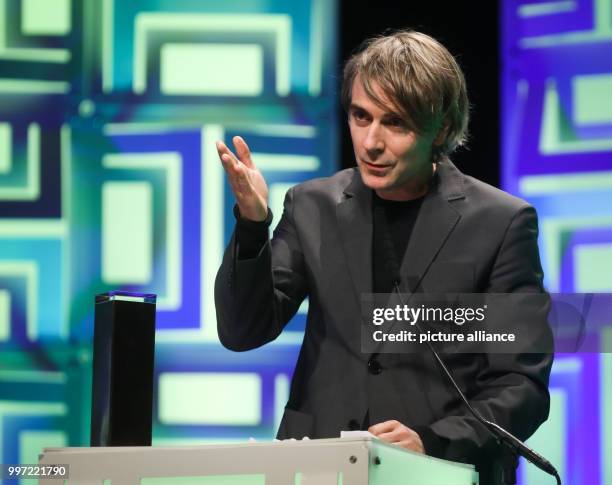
top-left (363, 124), bottom-right (385, 157)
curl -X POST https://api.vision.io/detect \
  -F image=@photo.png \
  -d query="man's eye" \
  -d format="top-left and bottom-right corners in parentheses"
top-left (387, 117), bottom-right (405, 127)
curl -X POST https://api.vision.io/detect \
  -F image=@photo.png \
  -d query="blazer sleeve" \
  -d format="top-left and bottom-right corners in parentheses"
top-left (416, 205), bottom-right (554, 464)
top-left (214, 187), bottom-right (308, 351)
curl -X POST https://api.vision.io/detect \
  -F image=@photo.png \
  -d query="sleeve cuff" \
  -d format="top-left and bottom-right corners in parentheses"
top-left (233, 204), bottom-right (273, 228)
top-left (234, 205), bottom-right (273, 260)
top-left (412, 425), bottom-right (449, 459)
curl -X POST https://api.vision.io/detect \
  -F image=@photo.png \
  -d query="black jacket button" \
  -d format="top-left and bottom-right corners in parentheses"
top-left (348, 419), bottom-right (360, 430)
top-left (368, 358), bottom-right (382, 375)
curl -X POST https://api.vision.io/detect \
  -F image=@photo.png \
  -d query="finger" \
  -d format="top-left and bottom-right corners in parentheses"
top-left (397, 440), bottom-right (424, 453)
top-left (216, 140), bottom-right (230, 159)
top-left (220, 154), bottom-right (238, 177)
top-left (216, 141), bottom-right (241, 167)
top-left (368, 420), bottom-right (398, 435)
top-left (233, 136), bottom-right (254, 169)
top-left (221, 155), bottom-right (255, 199)
top-left (220, 155), bottom-right (245, 190)
top-left (220, 152), bottom-right (245, 178)
top-left (377, 430), bottom-right (404, 443)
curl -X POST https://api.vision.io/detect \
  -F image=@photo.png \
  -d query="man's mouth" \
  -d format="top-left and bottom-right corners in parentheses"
top-left (363, 160), bottom-right (392, 171)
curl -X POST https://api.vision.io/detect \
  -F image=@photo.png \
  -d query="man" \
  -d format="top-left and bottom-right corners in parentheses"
top-left (215, 31), bottom-right (552, 484)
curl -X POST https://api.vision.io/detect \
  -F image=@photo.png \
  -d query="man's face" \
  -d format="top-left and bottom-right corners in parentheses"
top-left (348, 77), bottom-right (441, 200)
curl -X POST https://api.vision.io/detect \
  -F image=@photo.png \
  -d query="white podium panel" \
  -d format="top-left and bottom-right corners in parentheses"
top-left (39, 436), bottom-right (478, 485)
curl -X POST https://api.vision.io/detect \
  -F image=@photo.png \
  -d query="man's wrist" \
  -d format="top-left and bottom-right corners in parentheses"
top-left (234, 204), bottom-right (270, 223)
top-left (234, 205), bottom-right (273, 260)
top-left (234, 205), bottom-right (273, 227)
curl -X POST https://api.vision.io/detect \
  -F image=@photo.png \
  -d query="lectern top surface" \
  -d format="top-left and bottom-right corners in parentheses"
top-left (41, 436), bottom-right (475, 471)
top-left (95, 291), bottom-right (157, 304)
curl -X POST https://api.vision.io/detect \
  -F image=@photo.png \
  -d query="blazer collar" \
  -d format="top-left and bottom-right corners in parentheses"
top-left (336, 169), bottom-right (374, 298)
top-left (399, 159), bottom-right (465, 293)
top-left (336, 160), bottom-right (465, 299)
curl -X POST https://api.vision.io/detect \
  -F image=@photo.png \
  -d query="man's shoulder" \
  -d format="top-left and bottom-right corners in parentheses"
top-left (463, 175), bottom-right (529, 212)
top-left (440, 160), bottom-right (530, 219)
top-left (435, 160), bottom-right (534, 228)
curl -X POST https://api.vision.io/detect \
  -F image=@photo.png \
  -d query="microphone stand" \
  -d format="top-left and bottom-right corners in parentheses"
top-left (391, 280), bottom-right (561, 485)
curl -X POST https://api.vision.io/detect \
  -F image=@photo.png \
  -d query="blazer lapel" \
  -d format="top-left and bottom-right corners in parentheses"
top-left (335, 161), bottom-right (465, 299)
top-left (336, 171), bottom-right (373, 301)
top-left (399, 160), bottom-right (465, 293)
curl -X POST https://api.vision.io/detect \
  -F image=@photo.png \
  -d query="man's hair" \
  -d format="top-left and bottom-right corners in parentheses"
top-left (341, 30), bottom-right (470, 160)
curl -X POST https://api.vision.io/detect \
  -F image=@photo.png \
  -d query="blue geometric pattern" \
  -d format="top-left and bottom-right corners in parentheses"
top-left (0, 0), bottom-right (338, 470)
top-left (502, 1), bottom-right (612, 483)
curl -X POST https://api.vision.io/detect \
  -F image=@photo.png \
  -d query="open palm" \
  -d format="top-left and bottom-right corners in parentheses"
top-left (216, 136), bottom-right (269, 222)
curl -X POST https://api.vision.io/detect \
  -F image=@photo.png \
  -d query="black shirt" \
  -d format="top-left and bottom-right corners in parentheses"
top-left (372, 192), bottom-right (424, 293)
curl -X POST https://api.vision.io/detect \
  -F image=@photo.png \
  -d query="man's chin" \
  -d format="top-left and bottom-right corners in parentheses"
top-left (359, 171), bottom-right (393, 191)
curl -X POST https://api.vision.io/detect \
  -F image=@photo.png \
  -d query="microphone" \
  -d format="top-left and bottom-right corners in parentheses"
top-left (389, 278), bottom-right (561, 485)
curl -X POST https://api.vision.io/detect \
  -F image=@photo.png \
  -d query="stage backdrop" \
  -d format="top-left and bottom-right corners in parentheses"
top-left (502, 0), bottom-right (612, 484)
top-left (0, 0), bottom-right (338, 474)
top-left (1, 1), bottom-right (610, 485)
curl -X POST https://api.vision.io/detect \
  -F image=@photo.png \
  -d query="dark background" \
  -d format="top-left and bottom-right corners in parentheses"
top-left (339, 1), bottom-right (500, 187)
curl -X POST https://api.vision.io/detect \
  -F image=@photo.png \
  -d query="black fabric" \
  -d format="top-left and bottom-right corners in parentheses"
top-left (215, 161), bottom-right (553, 485)
top-left (372, 192), bottom-right (424, 293)
top-left (369, 191), bottom-right (423, 438)
top-left (412, 424), bottom-right (450, 457)
top-left (361, 409), bottom-right (370, 429)
top-left (233, 205), bottom-right (272, 260)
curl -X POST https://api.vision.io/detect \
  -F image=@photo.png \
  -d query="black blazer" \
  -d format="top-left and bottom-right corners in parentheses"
top-left (215, 160), bottom-right (553, 484)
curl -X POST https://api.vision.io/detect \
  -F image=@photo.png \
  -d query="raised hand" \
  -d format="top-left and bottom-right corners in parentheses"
top-left (216, 136), bottom-right (269, 222)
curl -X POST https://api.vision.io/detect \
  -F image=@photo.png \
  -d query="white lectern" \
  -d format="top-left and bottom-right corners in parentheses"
top-left (39, 436), bottom-right (478, 485)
